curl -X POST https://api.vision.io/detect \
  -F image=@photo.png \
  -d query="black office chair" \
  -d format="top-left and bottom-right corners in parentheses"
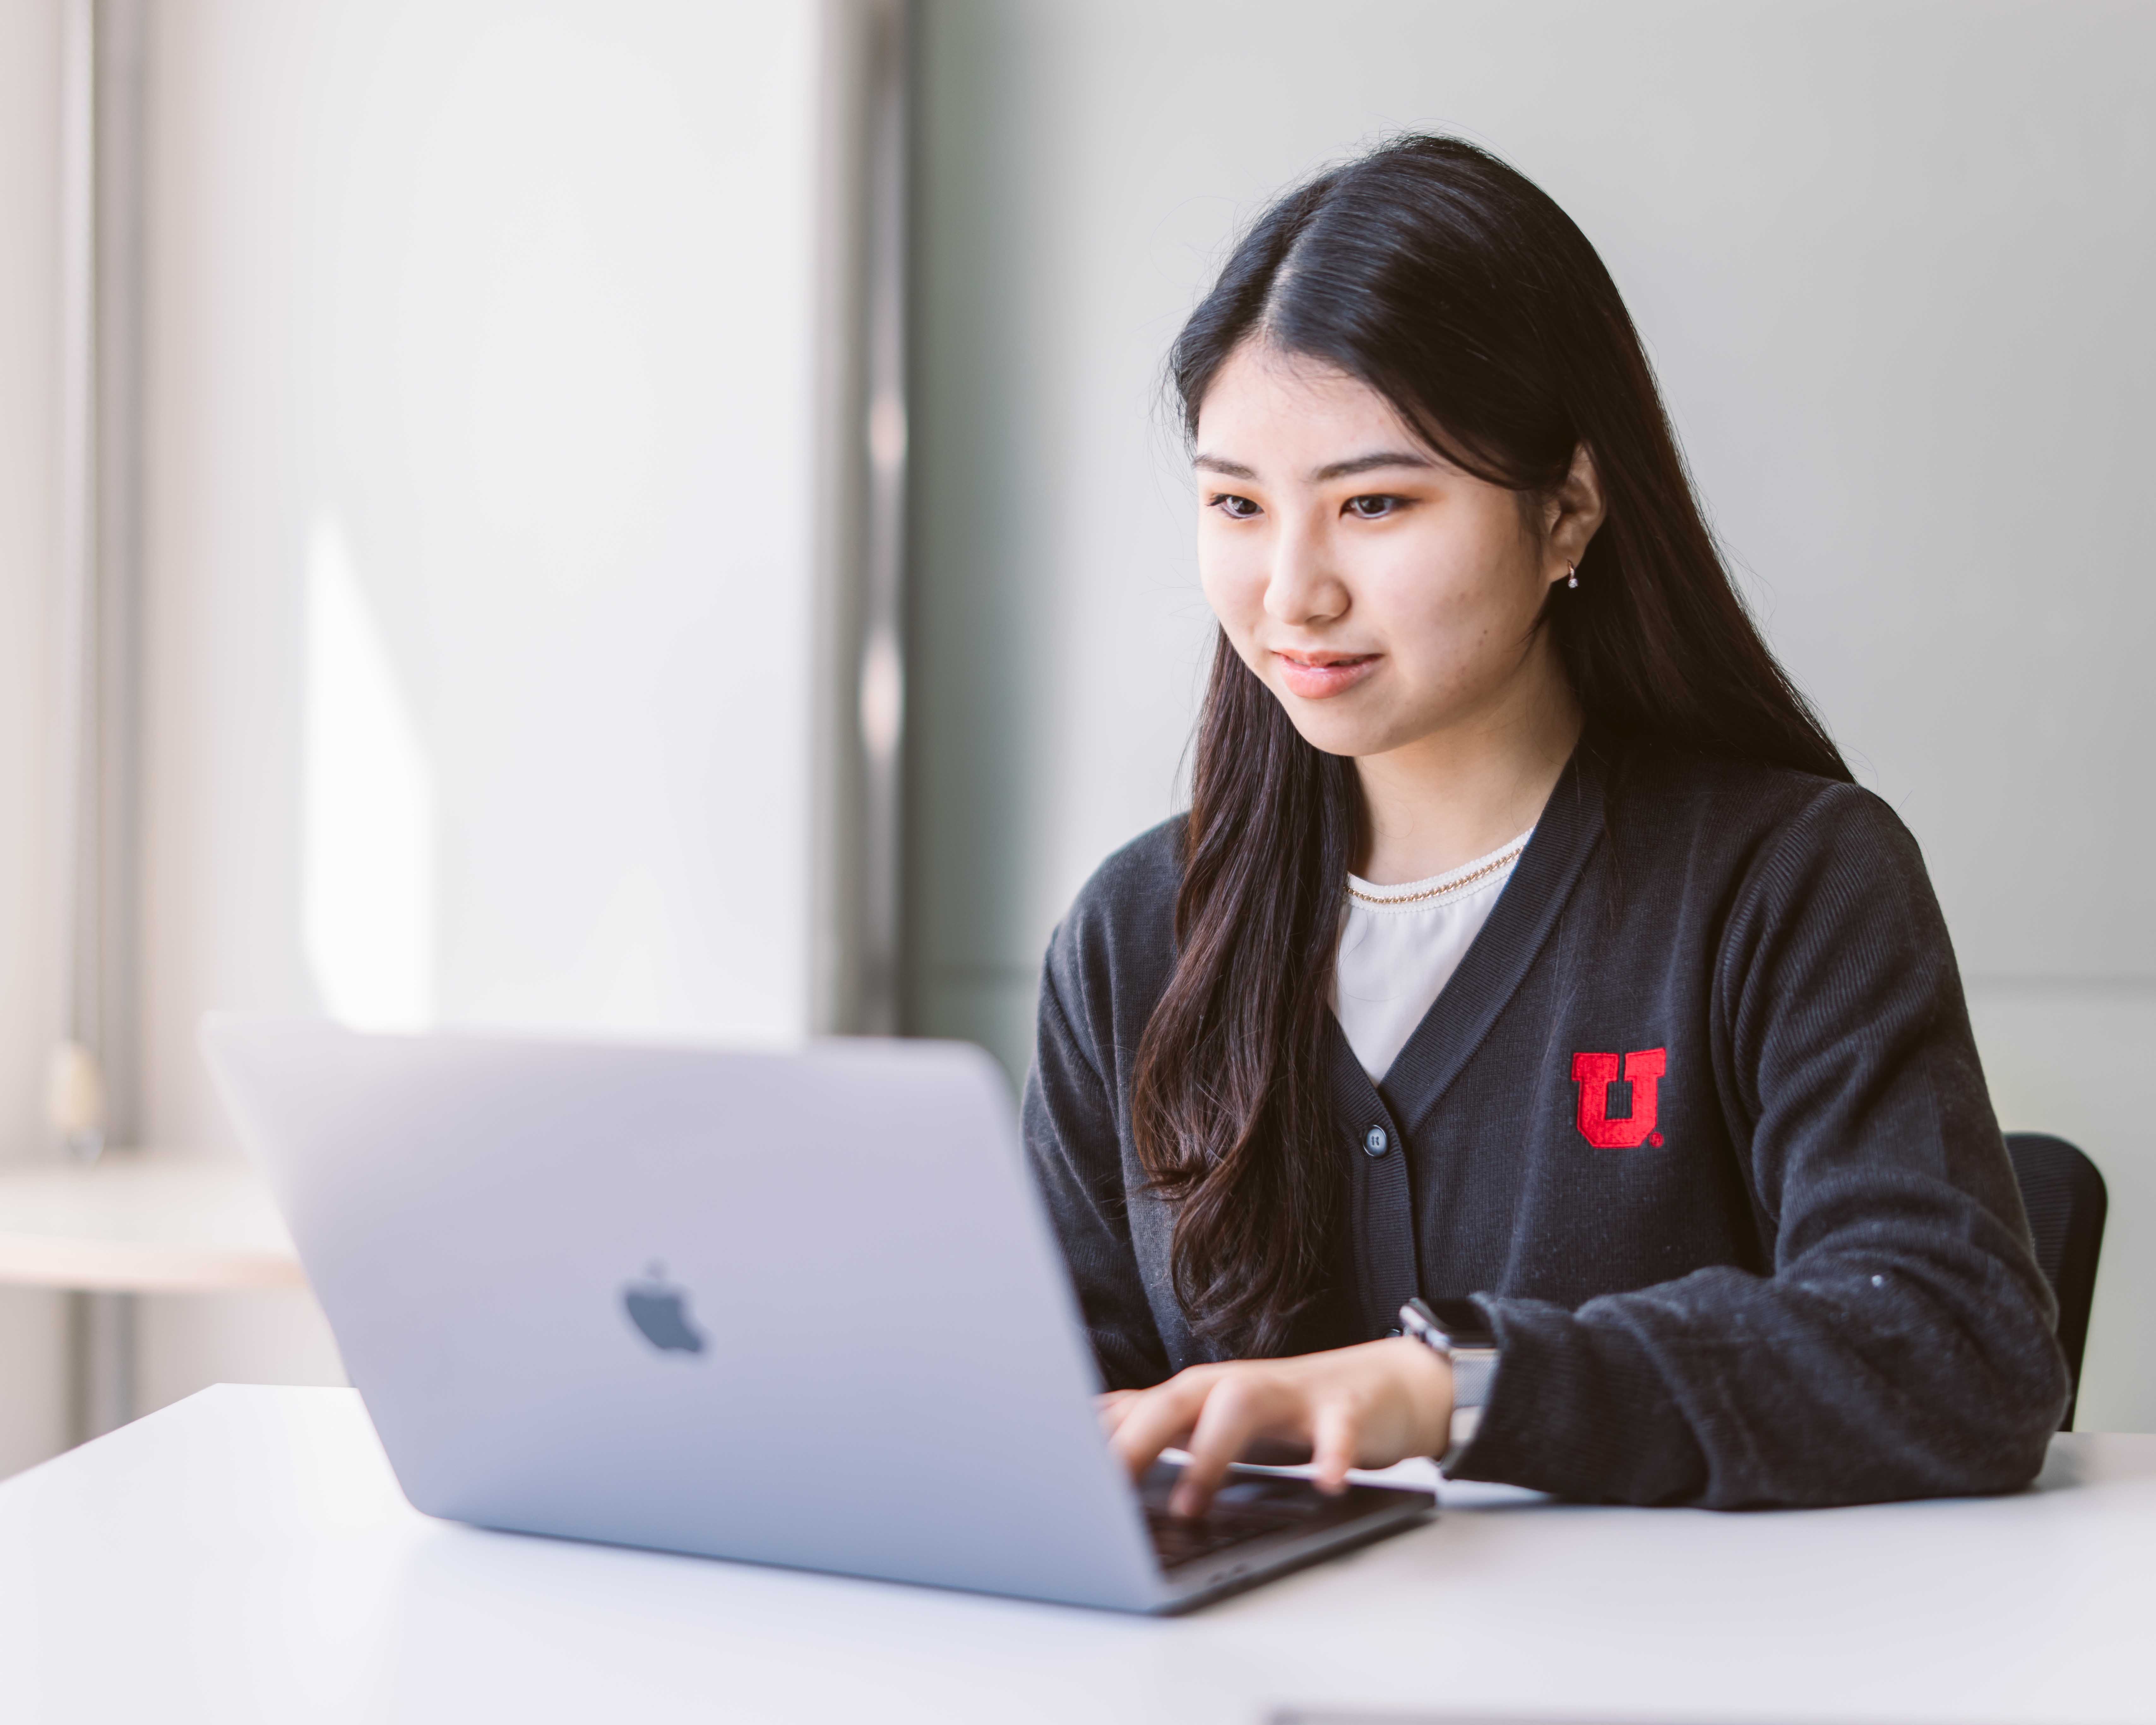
top-left (2004, 1133), bottom-right (2107, 1430)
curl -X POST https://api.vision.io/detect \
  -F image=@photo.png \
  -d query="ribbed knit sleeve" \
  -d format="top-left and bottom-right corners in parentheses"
top-left (1453, 785), bottom-right (2070, 1507)
top-left (1022, 911), bottom-right (1173, 1393)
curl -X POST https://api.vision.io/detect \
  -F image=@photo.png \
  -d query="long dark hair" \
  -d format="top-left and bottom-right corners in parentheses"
top-left (1129, 135), bottom-right (1850, 1356)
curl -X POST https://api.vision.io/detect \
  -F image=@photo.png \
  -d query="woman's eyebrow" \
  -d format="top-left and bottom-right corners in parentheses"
top-left (1193, 453), bottom-right (1258, 479)
top-left (1193, 449), bottom-right (1438, 482)
top-left (1310, 450), bottom-right (1435, 481)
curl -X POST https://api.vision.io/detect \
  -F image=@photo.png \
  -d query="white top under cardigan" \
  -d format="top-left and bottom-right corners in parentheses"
top-left (1331, 830), bottom-right (1534, 1082)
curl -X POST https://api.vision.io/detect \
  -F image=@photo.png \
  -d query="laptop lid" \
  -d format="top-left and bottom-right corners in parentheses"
top-left (201, 1018), bottom-right (1168, 1611)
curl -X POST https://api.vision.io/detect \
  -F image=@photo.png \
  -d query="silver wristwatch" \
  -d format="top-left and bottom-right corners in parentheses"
top-left (1399, 1297), bottom-right (1500, 1471)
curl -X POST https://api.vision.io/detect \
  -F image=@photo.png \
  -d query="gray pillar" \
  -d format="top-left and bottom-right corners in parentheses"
top-left (67, 1291), bottom-right (138, 1443)
top-left (57, 0), bottom-right (149, 1442)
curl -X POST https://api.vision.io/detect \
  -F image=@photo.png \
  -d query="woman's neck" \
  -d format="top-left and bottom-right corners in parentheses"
top-left (1352, 659), bottom-right (1582, 886)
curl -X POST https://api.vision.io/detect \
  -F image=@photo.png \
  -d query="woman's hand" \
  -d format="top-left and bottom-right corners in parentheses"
top-left (1096, 1338), bottom-right (1453, 1517)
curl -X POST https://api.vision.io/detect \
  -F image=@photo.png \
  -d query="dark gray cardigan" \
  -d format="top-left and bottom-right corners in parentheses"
top-left (1021, 735), bottom-right (2069, 1509)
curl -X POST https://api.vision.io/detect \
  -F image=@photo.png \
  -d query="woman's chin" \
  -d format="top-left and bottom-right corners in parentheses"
top-left (1281, 709), bottom-right (1398, 760)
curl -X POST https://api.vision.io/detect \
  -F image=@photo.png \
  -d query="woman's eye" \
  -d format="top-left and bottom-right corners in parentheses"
top-left (1345, 494), bottom-right (1403, 520)
top-left (1209, 492), bottom-right (1262, 520)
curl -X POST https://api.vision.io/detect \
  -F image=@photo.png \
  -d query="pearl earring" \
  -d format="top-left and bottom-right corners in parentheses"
top-left (1567, 564), bottom-right (1579, 589)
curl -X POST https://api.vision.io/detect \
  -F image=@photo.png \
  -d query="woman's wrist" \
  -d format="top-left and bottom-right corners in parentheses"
top-left (1380, 1334), bottom-right (1456, 1458)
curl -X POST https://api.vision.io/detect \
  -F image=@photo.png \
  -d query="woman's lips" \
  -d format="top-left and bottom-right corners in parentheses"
top-left (1273, 650), bottom-right (1379, 700)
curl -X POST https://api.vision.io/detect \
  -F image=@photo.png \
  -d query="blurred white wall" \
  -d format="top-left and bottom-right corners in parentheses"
top-left (132, 0), bottom-right (824, 1419)
top-left (907, 0), bottom-right (2156, 1428)
top-left (0, 0), bottom-right (69, 1476)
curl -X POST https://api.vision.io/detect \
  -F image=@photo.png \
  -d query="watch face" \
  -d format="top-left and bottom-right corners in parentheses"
top-left (1421, 1296), bottom-right (1497, 1351)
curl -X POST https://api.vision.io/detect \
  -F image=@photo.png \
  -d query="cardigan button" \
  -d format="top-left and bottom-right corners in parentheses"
top-left (1363, 1125), bottom-right (1389, 1157)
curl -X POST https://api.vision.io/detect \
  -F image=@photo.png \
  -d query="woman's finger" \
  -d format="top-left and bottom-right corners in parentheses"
top-left (1308, 1398), bottom-right (1360, 1495)
top-left (1094, 1389), bottom-right (1141, 1436)
top-left (1106, 1370), bottom-right (1213, 1481)
top-left (1169, 1373), bottom-right (1290, 1517)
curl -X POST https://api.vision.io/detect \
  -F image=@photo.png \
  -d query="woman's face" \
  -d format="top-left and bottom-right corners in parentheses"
top-left (1194, 341), bottom-right (1593, 762)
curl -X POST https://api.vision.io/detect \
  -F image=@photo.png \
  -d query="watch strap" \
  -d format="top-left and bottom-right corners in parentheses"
top-left (1400, 1296), bottom-right (1500, 1471)
top-left (1446, 1404), bottom-right (1485, 1468)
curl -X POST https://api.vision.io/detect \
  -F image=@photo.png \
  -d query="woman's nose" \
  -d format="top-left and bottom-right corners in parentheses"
top-left (1263, 517), bottom-right (1347, 626)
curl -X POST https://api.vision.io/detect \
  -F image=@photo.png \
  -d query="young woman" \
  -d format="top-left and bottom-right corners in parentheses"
top-left (1022, 135), bottom-right (2067, 1517)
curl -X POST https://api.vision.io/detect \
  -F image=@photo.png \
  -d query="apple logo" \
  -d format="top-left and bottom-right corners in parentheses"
top-left (622, 1262), bottom-right (706, 1356)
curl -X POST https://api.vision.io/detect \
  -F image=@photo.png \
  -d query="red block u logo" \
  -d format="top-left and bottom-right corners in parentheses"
top-left (1571, 1048), bottom-right (1668, 1148)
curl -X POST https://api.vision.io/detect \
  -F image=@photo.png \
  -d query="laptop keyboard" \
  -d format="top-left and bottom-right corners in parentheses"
top-left (1144, 1501), bottom-right (1306, 1569)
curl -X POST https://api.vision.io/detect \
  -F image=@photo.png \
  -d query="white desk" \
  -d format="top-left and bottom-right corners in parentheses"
top-left (2, 1386), bottom-right (2149, 1725)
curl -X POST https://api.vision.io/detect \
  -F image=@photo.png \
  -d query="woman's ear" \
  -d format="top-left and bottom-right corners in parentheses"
top-left (1543, 444), bottom-right (1607, 583)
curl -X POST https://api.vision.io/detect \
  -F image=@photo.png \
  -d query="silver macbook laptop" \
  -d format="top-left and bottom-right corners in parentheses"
top-left (200, 1018), bottom-right (1433, 1613)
